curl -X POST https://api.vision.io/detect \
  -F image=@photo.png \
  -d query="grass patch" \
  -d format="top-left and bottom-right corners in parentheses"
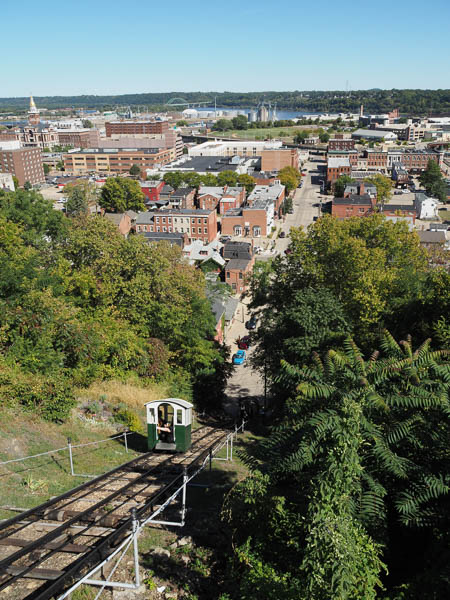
top-left (438, 208), bottom-right (450, 221)
top-left (208, 125), bottom-right (316, 141)
top-left (0, 406), bottom-right (143, 519)
top-left (78, 379), bottom-right (169, 413)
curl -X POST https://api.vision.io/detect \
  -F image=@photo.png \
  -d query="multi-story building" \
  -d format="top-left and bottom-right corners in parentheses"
top-left (99, 132), bottom-right (183, 157)
top-left (189, 139), bottom-right (282, 158)
top-left (0, 172), bottom-right (15, 191)
top-left (135, 209), bottom-right (217, 244)
top-left (327, 150), bottom-right (358, 168)
top-left (197, 186), bottom-right (225, 211)
top-left (63, 146), bottom-right (176, 174)
top-left (327, 157), bottom-right (351, 183)
top-left (170, 187), bottom-right (196, 210)
top-left (225, 257), bottom-right (255, 294)
top-left (260, 149), bottom-right (299, 172)
top-left (364, 149), bottom-right (388, 171)
top-left (140, 180), bottom-right (165, 203)
top-left (57, 129), bottom-right (100, 148)
top-left (392, 163), bottom-right (409, 186)
top-left (328, 138), bottom-right (356, 151)
top-left (0, 147), bottom-right (44, 186)
top-left (105, 121), bottom-right (169, 136)
top-left (221, 199), bottom-right (274, 238)
top-left (332, 195), bottom-right (374, 219)
top-left (247, 182), bottom-right (285, 215)
top-left (219, 187), bottom-right (246, 215)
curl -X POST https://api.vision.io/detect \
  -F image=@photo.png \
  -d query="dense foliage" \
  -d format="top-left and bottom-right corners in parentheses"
top-left (0, 188), bottom-right (225, 421)
top-left (1, 89), bottom-right (449, 115)
top-left (225, 214), bottom-right (450, 598)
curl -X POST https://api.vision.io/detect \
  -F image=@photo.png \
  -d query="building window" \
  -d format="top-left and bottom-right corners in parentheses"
top-left (204, 228), bottom-right (208, 234)
top-left (239, 272), bottom-right (243, 280)
top-left (253, 226), bottom-right (261, 237)
top-left (234, 226), bottom-right (242, 236)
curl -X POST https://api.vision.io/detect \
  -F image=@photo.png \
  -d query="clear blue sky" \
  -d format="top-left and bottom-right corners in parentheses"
top-left (1, 0), bottom-right (449, 96)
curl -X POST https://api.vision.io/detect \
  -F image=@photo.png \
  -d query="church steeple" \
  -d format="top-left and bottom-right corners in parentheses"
top-left (28, 94), bottom-right (40, 125)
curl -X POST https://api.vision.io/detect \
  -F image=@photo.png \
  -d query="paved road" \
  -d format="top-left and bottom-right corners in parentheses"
top-left (223, 158), bottom-right (327, 416)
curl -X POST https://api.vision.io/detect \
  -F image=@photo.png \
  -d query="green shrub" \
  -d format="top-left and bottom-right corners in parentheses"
top-left (112, 407), bottom-right (142, 432)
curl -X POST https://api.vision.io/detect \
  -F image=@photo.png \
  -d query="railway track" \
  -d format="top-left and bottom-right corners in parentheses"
top-left (0, 425), bottom-right (231, 600)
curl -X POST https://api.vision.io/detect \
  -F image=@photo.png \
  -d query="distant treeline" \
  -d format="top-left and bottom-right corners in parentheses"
top-left (1, 89), bottom-right (450, 115)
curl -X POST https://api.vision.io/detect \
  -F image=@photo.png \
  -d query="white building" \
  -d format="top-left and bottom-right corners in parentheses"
top-left (414, 193), bottom-right (439, 220)
top-left (189, 139), bottom-right (282, 158)
top-left (0, 172), bottom-right (15, 191)
top-left (352, 129), bottom-right (398, 142)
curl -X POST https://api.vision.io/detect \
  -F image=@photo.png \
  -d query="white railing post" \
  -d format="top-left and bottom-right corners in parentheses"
top-left (124, 431), bottom-right (128, 453)
top-left (67, 438), bottom-right (74, 476)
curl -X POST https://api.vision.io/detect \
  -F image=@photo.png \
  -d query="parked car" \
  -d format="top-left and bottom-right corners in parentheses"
top-left (279, 231), bottom-right (286, 238)
top-left (402, 189), bottom-right (410, 194)
top-left (284, 248), bottom-right (292, 255)
top-left (220, 236), bottom-right (232, 243)
top-left (238, 335), bottom-right (251, 350)
top-left (233, 349), bottom-right (246, 365)
top-left (246, 317), bottom-right (257, 330)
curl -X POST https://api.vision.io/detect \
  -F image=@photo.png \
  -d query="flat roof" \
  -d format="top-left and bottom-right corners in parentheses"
top-left (176, 156), bottom-right (240, 172)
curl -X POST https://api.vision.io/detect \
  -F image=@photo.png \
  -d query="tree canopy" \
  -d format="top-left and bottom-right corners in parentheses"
top-left (99, 177), bottom-right (145, 212)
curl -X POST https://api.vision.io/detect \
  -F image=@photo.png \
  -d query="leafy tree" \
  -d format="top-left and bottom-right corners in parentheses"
top-left (237, 173), bottom-right (255, 194)
top-left (23, 181), bottom-right (32, 191)
top-left (162, 171), bottom-right (184, 190)
top-left (251, 215), bottom-right (427, 344)
top-left (65, 183), bottom-right (90, 217)
top-left (129, 164), bottom-right (141, 178)
top-left (99, 177), bottom-right (145, 212)
top-left (213, 119), bottom-right (233, 132)
top-left (56, 160), bottom-right (64, 171)
top-left (365, 173), bottom-right (392, 204)
top-left (200, 173), bottom-right (219, 186)
top-left (43, 163), bottom-right (51, 175)
top-left (251, 287), bottom-right (350, 398)
top-left (0, 187), bottom-right (68, 246)
top-left (82, 119), bottom-right (93, 128)
top-left (294, 130), bottom-right (309, 144)
top-left (227, 333), bottom-right (450, 598)
top-left (333, 175), bottom-right (354, 198)
top-left (231, 115), bottom-right (248, 130)
top-left (217, 170), bottom-right (239, 187)
top-left (176, 120), bottom-right (188, 126)
top-left (319, 131), bottom-right (330, 143)
top-left (182, 172), bottom-right (203, 189)
top-left (278, 166), bottom-right (301, 193)
top-left (12, 176), bottom-right (19, 190)
top-left (283, 196), bottom-right (293, 214)
top-left (420, 159), bottom-right (447, 202)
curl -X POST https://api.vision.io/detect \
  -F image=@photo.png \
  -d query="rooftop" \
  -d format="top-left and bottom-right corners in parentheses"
top-left (328, 157), bottom-right (351, 168)
top-left (225, 258), bottom-right (253, 271)
top-left (333, 194), bottom-right (372, 206)
top-left (175, 156), bottom-right (241, 173)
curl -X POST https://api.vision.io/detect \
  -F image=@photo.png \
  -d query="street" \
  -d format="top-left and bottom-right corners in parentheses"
top-left (223, 157), bottom-right (326, 416)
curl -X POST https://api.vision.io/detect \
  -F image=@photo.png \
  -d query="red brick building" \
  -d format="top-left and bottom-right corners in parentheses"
top-left (0, 147), bottom-right (44, 186)
top-left (140, 180), bottom-right (165, 202)
top-left (328, 150), bottom-right (358, 168)
top-left (364, 149), bottom-right (387, 171)
top-left (135, 209), bottom-right (217, 244)
top-left (225, 257), bottom-right (255, 294)
top-left (327, 157), bottom-right (351, 183)
top-left (58, 129), bottom-right (100, 148)
top-left (328, 138), bottom-right (356, 151)
top-left (219, 187), bottom-right (246, 215)
top-left (105, 121), bottom-right (169, 136)
top-left (332, 195), bottom-right (374, 219)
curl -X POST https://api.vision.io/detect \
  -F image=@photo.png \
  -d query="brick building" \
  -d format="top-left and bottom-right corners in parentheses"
top-left (219, 187), bottom-right (246, 215)
top-left (247, 183), bottom-right (285, 215)
top-left (260, 149), bottom-right (299, 172)
top-left (0, 147), bottom-right (44, 186)
top-left (58, 129), bottom-right (100, 148)
top-left (328, 150), bottom-right (358, 168)
top-left (327, 157), bottom-right (351, 183)
top-left (63, 147), bottom-right (176, 174)
top-left (170, 187), bottom-right (196, 209)
top-left (135, 209), bottom-right (217, 244)
top-left (328, 138), bottom-right (356, 151)
top-left (103, 212), bottom-right (132, 237)
top-left (197, 186), bottom-right (225, 211)
top-left (221, 199), bottom-right (274, 238)
top-left (105, 121), bottom-right (169, 136)
top-left (225, 257), bottom-right (255, 294)
top-left (140, 180), bottom-right (165, 202)
top-left (364, 149), bottom-right (388, 171)
top-left (379, 203), bottom-right (416, 224)
top-left (332, 194), bottom-right (374, 219)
